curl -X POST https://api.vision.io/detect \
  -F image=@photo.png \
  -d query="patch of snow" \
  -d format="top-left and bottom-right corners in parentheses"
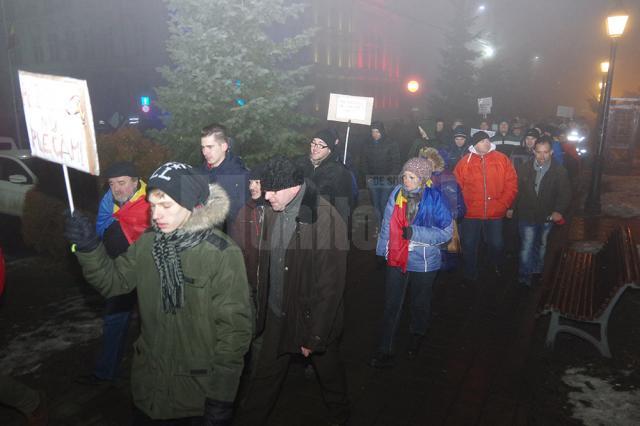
top-left (0, 295), bottom-right (101, 376)
top-left (563, 367), bottom-right (640, 426)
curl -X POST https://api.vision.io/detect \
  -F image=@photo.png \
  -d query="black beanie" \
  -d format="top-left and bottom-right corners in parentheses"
top-left (148, 162), bottom-right (210, 211)
top-left (471, 131), bottom-right (491, 145)
top-left (103, 161), bottom-right (139, 178)
top-left (261, 155), bottom-right (304, 192)
top-left (313, 129), bottom-right (337, 148)
top-left (525, 128), bottom-right (540, 138)
top-left (248, 163), bottom-right (265, 181)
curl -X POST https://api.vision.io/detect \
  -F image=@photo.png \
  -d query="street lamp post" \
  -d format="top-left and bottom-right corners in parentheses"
top-left (594, 61), bottom-right (609, 130)
top-left (584, 7), bottom-right (629, 215)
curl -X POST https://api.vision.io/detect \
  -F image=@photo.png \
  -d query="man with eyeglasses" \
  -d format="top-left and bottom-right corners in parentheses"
top-left (295, 129), bottom-right (354, 223)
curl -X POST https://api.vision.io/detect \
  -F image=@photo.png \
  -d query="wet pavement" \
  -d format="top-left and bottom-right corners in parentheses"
top-left (1, 188), bottom-right (639, 425)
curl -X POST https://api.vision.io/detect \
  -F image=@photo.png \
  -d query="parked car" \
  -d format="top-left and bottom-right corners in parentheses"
top-left (0, 150), bottom-right (38, 216)
top-left (0, 136), bottom-right (18, 150)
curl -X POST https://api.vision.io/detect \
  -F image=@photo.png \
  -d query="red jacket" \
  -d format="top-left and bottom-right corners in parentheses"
top-left (454, 146), bottom-right (518, 219)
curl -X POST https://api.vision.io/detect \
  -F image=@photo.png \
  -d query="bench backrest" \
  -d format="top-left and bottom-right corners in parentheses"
top-left (594, 226), bottom-right (639, 315)
top-left (539, 225), bottom-right (638, 320)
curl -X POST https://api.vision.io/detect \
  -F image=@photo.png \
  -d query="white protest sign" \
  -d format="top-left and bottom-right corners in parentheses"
top-left (470, 128), bottom-right (496, 138)
top-left (19, 70), bottom-right (99, 175)
top-left (556, 105), bottom-right (575, 119)
top-left (478, 97), bottom-right (492, 115)
top-left (327, 93), bottom-right (374, 126)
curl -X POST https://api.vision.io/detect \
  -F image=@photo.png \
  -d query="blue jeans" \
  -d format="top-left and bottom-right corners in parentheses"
top-left (366, 178), bottom-right (394, 225)
top-left (461, 218), bottom-right (504, 280)
top-left (378, 267), bottom-right (437, 355)
top-left (518, 221), bottom-right (553, 280)
top-left (94, 294), bottom-right (136, 380)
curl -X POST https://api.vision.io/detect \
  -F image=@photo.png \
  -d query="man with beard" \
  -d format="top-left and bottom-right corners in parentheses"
top-left (77, 161), bottom-right (150, 386)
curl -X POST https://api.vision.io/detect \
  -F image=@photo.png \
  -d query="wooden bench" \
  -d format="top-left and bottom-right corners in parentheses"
top-left (537, 225), bottom-right (640, 357)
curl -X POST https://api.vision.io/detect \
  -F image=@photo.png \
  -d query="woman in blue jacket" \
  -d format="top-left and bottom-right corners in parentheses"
top-left (370, 158), bottom-right (453, 368)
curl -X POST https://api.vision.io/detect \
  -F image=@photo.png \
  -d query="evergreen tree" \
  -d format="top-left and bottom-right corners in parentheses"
top-left (153, 0), bottom-right (315, 165)
top-left (476, 50), bottom-right (535, 121)
top-left (429, 0), bottom-right (479, 124)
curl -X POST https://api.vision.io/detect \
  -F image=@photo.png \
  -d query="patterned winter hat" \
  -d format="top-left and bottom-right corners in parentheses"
top-left (148, 162), bottom-right (209, 211)
top-left (401, 157), bottom-right (433, 182)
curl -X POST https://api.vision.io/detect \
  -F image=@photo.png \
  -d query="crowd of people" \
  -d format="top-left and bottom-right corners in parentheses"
top-left (20, 115), bottom-right (575, 425)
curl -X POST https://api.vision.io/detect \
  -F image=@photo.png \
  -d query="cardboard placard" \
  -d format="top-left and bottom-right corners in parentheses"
top-left (18, 70), bottom-right (99, 175)
top-left (327, 93), bottom-right (374, 126)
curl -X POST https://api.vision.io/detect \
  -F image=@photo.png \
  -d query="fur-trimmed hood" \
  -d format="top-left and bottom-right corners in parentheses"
top-left (418, 147), bottom-right (445, 172)
top-left (182, 184), bottom-right (230, 233)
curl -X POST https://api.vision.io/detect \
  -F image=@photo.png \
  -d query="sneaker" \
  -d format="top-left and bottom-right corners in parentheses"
top-left (407, 335), bottom-right (423, 359)
top-left (25, 391), bottom-right (48, 426)
top-left (368, 352), bottom-right (394, 369)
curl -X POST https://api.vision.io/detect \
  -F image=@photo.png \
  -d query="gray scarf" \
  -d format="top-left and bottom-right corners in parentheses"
top-left (151, 226), bottom-right (212, 314)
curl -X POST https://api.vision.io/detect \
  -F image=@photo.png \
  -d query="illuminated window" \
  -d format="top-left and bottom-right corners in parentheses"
top-left (326, 44), bottom-right (331, 66)
top-left (338, 44), bottom-right (342, 67)
top-left (338, 11), bottom-right (343, 31)
top-left (314, 43), bottom-right (319, 63)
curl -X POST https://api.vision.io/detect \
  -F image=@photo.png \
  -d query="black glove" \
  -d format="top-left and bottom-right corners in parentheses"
top-left (64, 212), bottom-right (99, 252)
top-left (402, 226), bottom-right (413, 240)
top-left (203, 398), bottom-right (233, 426)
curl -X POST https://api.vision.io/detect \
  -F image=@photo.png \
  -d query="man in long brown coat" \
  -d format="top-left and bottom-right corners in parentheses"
top-left (234, 156), bottom-right (350, 426)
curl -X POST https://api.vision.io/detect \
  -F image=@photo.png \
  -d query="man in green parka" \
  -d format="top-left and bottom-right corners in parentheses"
top-left (65, 161), bottom-right (253, 425)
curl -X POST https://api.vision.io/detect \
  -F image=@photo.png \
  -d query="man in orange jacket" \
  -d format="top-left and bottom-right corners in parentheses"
top-left (454, 131), bottom-right (518, 282)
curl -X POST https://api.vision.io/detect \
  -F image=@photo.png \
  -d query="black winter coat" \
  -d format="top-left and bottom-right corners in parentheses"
top-left (295, 153), bottom-right (353, 223)
top-left (362, 137), bottom-right (401, 177)
top-left (254, 181), bottom-right (348, 355)
top-left (515, 159), bottom-right (572, 223)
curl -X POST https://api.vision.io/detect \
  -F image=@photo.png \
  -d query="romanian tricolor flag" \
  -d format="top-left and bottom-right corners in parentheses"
top-left (112, 181), bottom-right (150, 244)
top-left (387, 190), bottom-right (410, 272)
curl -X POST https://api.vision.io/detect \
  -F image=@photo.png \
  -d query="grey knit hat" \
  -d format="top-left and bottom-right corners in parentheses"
top-left (401, 157), bottom-right (433, 182)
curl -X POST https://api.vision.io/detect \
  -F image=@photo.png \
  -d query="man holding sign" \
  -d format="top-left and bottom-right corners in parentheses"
top-left (65, 162), bottom-right (253, 424)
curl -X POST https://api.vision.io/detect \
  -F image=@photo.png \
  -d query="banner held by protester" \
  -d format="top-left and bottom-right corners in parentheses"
top-left (18, 70), bottom-right (100, 213)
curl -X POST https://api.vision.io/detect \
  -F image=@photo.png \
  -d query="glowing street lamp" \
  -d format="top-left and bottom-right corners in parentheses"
top-left (407, 80), bottom-right (420, 93)
top-left (585, 3), bottom-right (629, 214)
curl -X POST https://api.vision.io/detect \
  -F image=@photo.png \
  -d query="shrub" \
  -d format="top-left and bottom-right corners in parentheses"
top-left (97, 127), bottom-right (172, 180)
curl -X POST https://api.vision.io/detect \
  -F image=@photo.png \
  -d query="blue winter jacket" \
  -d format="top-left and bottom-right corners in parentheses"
top-left (376, 184), bottom-right (453, 272)
top-left (202, 153), bottom-right (250, 222)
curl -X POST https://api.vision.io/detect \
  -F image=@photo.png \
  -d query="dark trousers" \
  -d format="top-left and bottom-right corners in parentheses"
top-left (378, 267), bottom-right (437, 354)
top-left (461, 218), bottom-right (504, 280)
top-left (95, 291), bottom-right (137, 380)
top-left (234, 311), bottom-right (350, 425)
top-left (131, 406), bottom-right (202, 426)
